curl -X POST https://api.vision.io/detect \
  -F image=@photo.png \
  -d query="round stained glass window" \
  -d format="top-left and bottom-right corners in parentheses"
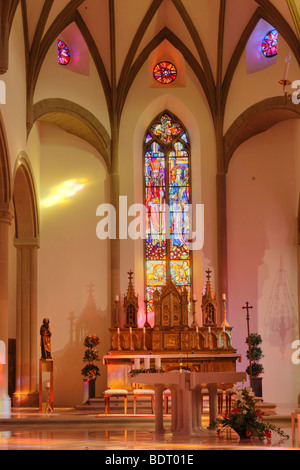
top-left (58, 39), bottom-right (71, 65)
top-left (153, 61), bottom-right (177, 84)
top-left (261, 29), bottom-right (278, 58)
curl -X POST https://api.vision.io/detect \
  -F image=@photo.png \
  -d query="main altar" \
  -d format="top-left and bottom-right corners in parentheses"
top-left (103, 269), bottom-right (242, 391)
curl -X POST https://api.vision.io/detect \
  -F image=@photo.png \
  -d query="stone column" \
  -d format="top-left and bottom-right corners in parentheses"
top-left (13, 239), bottom-right (39, 406)
top-left (154, 384), bottom-right (165, 434)
top-left (0, 205), bottom-right (13, 416)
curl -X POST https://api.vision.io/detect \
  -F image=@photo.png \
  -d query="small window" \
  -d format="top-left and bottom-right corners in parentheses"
top-left (153, 61), bottom-right (177, 84)
top-left (261, 29), bottom-right (278, 58)
top-left (58, 39), bottom-right (71, 65)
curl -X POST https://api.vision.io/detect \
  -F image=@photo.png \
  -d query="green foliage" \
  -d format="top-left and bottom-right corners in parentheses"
top-left (81, 334), bottom-right (101, 381)
top-left (245, 333), bottom-right (264, 377)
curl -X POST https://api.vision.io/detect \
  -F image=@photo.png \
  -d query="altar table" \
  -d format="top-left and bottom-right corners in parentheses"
top-left (129, 370), bottom-right (246, 436)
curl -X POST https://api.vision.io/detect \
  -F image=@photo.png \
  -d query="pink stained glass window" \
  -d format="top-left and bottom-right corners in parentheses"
top-left (153, 61), bottom-right (177, 84)
top-left (261, 29), bottom-right (278, 58)
top-left (58, 39), bottom-right (71, 65)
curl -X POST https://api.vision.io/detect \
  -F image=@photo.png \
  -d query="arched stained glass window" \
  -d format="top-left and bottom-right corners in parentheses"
top-left (144, 111), bottom-right (191, 321)
top-left (153, 61), bottom-right (177, 84)
top-left (261, 29), bottom-right (278, 58)
top-left (58, 39), bottom-right (71, 65)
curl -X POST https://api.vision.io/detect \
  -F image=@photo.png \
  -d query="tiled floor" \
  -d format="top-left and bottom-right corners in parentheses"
top-left (0, 406), bottom-right (298, 451)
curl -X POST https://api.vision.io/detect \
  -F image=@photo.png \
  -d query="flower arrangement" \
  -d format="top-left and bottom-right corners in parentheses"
top-left (81, 334), bottom-right (101, 382)
top-left (129, 367), bottom-right (165, 377)
top-left (213, 385), bottom-right (288, 441)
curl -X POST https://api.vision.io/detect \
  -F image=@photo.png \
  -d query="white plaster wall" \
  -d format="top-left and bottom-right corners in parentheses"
top-left (37, 121), bottom-right (109, 406)
top-left (227, 119), bottom-right (300, 405)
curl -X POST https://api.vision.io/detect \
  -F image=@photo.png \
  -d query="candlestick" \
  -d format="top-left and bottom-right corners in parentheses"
top-left (283, 54), bottom-right (291, 81)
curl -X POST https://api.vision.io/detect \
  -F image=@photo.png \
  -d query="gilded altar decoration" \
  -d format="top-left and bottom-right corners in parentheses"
top-left (105, 269), bottom-right (239, 390)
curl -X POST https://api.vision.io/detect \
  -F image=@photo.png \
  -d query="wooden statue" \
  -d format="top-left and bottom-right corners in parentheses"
top-left (40, 318), bottom-right (52, 359)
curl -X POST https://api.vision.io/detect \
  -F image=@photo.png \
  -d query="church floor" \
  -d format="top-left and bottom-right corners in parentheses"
top-left (0, 405), bottom-right (298, 451)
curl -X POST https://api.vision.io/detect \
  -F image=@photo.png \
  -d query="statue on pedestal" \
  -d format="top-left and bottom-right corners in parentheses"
top-left (40, 318), bottom-right (52, 359)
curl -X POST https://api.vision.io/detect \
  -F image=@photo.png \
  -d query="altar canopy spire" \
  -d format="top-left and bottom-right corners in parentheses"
top-left (123, 270), bottom-right (139, 328)
top-left (202, 268), bottom-right (217, 327)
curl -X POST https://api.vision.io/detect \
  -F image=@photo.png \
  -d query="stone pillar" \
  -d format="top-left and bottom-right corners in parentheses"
top-left (109, 172), bottom-right (120, 327)
top-left (13, 239), bottom-right (39, 406)
top-left (154, 384), bottom-right (165, 434)
top-left (216, 172), bottom-right (228, 322)
top-left (0, 205), bottom-right (13, 416)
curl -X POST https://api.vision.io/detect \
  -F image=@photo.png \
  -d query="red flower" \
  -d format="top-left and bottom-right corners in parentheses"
top-left (231, 408), bottom-right (240, 414)
top-left (255, 410), bottom-right (264, 418)
top-left (264, 429), bottom-right (271, 439)
top-left (246, 429), bottom-right (252, 437)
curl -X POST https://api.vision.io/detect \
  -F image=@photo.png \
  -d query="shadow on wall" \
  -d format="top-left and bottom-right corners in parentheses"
top-left (52, 283), bottom-right (109, 407)
top-left (263, 257), bottom-right (298, 356)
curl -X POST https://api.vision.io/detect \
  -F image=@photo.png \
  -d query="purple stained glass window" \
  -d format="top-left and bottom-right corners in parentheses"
top-left (261, 29), bottom-right (278, 58)
top-left (153, 61), bottom-right (177, 84)
top-left (58, 39), bottom-right (71, 65)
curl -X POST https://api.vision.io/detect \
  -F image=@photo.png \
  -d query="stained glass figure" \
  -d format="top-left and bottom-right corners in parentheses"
top-left (58, 39), bottom-right (71, 65)
top-left (153, 61), bottom-right (177, 84)
top-left (261, 29), bottom-right (278, 58)
top-left (144, 112), bottom-right (191, 318)
top-left (150, 113), bottom-right (182, 143)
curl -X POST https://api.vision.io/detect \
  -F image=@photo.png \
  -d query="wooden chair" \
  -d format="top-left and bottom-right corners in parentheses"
top-left (133, 389), bottom-right (155, 414)
top-left (292, 410), bottom-right (300, 447)
top-left (103, 389), bottom-right (128, 415)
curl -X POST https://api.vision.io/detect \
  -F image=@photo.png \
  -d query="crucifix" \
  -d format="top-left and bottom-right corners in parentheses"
top-left (242, 301), bottom-right (253, 388)
top-left (205, 268), bottom-right (212, 280)
top-left (128, 269), bottom-right (134, 281)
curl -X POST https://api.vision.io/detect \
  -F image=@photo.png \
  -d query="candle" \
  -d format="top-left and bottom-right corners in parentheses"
top-left (222, 293), bottom-right (226, 301)
top-left (129, 327), bottom-right (132, 334)
top-left (283, 54), bottom-right (291, 81)
top-left (193, 294), bottom-right (196, 301)
top-left (208, 326), bottom-right (211, 333)
top-left (46, 382), bottom-right (50, 388)
top-left (143, 327), bottom-right (146, 334)
top-left (115, 295), bottom-right (119, 302)
top-left (223, 325), bottom-right (225, 333)
top-left (117, 327), bottom-right (120, 335)
top-left (196, 326), bottom-right (199, 333)
top-left (155, 357), bottom-right (161, 369)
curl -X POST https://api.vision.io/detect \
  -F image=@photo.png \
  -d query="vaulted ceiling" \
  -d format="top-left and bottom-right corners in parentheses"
top-left (2, 0), bottom-right (300, 169)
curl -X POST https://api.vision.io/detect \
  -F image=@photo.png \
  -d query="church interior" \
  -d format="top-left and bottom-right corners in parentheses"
top-left (0, 0), bottom-right (299, 451)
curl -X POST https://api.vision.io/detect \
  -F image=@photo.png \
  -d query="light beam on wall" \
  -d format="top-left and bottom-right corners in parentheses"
top-left (40, 178), bottom-right (87, 208)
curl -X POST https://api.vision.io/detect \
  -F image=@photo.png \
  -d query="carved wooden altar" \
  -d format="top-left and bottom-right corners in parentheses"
top-left (104, 270), bottom-right (240, 390)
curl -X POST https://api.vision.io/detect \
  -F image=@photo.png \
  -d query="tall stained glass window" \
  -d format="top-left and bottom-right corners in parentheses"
top-left (144, 111), bottom-right (191, 320)
top-left (58, 39), bottom-right (71, 65)
top-left (261, 29), bottom-right (278, 58)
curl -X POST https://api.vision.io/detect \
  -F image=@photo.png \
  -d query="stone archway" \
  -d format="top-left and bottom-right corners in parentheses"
top-left (12, 153), bottom-right (39, 406)
top-left (0, 113), bottom-right (12, 415)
